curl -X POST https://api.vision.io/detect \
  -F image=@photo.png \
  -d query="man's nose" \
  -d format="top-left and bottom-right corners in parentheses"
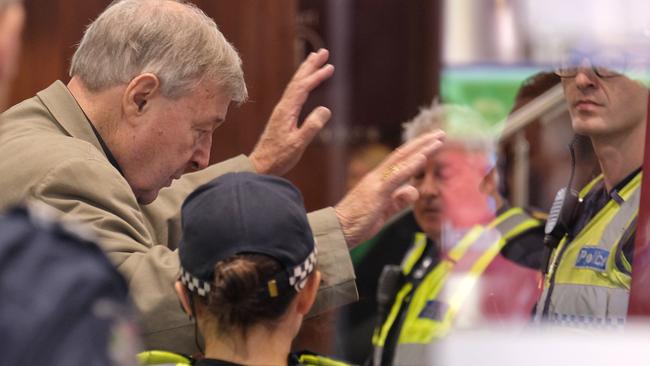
top-left (419, 174), bottom-right (440, 197)
top-left (188, 135), bottom-right (212, 172)
top-left (575, 59), bottom-right (598, 90)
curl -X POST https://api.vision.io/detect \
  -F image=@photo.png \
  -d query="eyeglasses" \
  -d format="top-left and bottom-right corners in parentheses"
top-left (555, 50), bottom-right (628, 78)
top-left (554, 66), bottom-right (621, 78)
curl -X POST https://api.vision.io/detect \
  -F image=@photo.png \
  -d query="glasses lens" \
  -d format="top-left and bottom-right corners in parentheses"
top-left (593, 67), bottom-right (621, 78)
top-left (591, 51), bottom-right (627, 77)
top-left (555, 67), bottom-right (577, 77)
top-left (556, 49), bottom-right (630, 78)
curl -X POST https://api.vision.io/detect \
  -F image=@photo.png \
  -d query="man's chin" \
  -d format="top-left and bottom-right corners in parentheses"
top-left (135, 190), bottom-right (160, 205)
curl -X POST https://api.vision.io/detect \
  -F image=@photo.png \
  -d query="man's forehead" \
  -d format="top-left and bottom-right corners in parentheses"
top-left (435, 143), bottom-right (488, 160)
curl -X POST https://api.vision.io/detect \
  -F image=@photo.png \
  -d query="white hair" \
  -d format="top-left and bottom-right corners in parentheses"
top-left (70, 0), bottom-right (247, 102)
top-left (402, 100), bottom-right (496, 155)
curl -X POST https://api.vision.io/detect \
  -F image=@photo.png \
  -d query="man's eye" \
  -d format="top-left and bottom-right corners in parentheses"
top-left (413, 170), bottom-right (425, 181)
top-left (195, 129), bottom-right (209, 138)
top-left (435, 168), bottom-right (451, 180)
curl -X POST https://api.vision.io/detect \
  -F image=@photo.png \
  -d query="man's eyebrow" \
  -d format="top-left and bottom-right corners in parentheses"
top-left (198, 117), bottom-right (225, 130)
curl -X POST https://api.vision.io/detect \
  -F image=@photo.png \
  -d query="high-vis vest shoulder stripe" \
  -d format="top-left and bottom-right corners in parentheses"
top-left (373, 207), bottom-right (541, 366)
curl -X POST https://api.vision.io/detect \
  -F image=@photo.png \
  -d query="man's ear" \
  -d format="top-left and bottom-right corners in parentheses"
top-left (479, 167), bottom-right (499, 196)
top-left (295, 270), bottom-right (321, 316)
top-left (174, 281), bottom-right (193, 317)
top-left (123, 73), bottom-right (160, 118)
top-left (480, 167), bottom-right (504, 210)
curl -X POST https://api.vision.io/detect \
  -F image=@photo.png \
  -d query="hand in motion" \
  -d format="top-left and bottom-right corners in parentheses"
top-left (250, 49), bottom-right (334, 176)
top-left (335, 130), bottom-right (446, 247)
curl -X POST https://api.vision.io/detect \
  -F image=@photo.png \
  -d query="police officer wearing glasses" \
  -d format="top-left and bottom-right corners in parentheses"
top-left (535, 50), bottom-right (648, 327)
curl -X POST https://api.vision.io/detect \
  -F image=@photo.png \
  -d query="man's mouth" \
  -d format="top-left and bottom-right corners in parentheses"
top-left (574, 98), bottom-right (603, 111)
top-left (421, 206), bottom-right (441, 215)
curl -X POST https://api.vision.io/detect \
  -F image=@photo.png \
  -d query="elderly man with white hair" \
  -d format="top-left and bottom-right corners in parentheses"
top-left (371, 102), bottom-right (544, 366)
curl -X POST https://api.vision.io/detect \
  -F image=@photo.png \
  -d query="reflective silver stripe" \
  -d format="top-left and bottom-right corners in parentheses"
top-left (492, 208), bottom-right (535, 238)
top-left (535, 286), bottom-right (550, 320)
top-left (545, 283), bottom-right (629, 323)
top-left (546, 312), bottom-right (625, 329)
top-left (393, 342), bottom-right (430, 366)
top-left (373, 346), bottom-right (383, 366)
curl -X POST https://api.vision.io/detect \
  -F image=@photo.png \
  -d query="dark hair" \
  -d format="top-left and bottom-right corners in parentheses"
top-left (194, 254), bottom-right (297, 336)
top-left (498, 71), bottom-right (562, 198)
top-left (512, 72), bottom-right (561, 111)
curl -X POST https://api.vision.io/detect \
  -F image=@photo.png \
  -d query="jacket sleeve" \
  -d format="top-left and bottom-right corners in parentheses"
top-left (30, 154), bottom-right (357, 353)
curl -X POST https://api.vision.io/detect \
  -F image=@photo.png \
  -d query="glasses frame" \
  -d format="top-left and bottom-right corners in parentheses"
top-left (554, 66), bottom-right (622, 78)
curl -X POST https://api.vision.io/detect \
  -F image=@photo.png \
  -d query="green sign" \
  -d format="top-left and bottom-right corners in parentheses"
top-left (440, 66), bottom-right (545, 127)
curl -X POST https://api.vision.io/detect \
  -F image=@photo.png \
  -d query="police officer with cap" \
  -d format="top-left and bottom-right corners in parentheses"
top-left (168, 172), bottom-right (350, 366)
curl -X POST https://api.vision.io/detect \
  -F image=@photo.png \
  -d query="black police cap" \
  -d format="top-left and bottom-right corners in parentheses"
top-left (178, 172), bottom-right (316, 298)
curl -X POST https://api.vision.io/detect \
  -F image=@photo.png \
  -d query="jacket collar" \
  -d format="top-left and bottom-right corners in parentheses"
top-left (36, 80), bottom-right (106, 160)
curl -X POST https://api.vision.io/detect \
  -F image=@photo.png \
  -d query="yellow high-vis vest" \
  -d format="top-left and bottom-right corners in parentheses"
top-left (372, 207), bottom-right (542, 366)
top-left (535, 173), bottom-right (641, 327)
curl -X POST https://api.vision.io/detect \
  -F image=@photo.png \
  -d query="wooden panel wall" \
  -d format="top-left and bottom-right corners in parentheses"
top-left (9, 0), bottom-right (113, 102)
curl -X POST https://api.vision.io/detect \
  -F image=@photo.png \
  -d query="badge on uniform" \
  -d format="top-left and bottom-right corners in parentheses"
top-left (575, 247), bottom-right (609, 271)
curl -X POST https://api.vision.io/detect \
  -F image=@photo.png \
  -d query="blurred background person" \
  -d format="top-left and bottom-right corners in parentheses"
top-left (498, 71), bottom-right (600, 270)
top-left (500, 71), bottom-right (599, 211)
top-left (336, 96), bottom-right (559, 363)
top-left (0, 206), bottom-right (138, 366)
top-left (367, 102), bottom-right (544, 366)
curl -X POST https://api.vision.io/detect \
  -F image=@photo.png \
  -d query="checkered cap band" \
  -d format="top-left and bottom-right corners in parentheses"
top-left (180, 267), bottom-right (211, 297)
top-left (288, 247), bottom-right (318, 292)
top-left (181, 247), bottom-right (317, 297)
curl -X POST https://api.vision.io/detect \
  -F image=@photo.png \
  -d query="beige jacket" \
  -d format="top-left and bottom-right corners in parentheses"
top-left (0, 81), bottom-right (357, 354)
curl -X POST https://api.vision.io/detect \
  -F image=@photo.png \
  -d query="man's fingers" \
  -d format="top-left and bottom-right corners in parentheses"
top-left (380, 130), bottom-right (445, 169)
top-left (281, 63), bottom-right (334, 113)
top-left (377, 138), bottom-right (443, 192)
top-left (298, 106), bottom-right (331, 143)
top-left (378, 152), bottom-right (427, 192)
top-left (293, 48), bottom-right (330, 80)
top-left (392, 185), bottom-right (419, 210)
top-left (303, 63), bottom-right (335, 92)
